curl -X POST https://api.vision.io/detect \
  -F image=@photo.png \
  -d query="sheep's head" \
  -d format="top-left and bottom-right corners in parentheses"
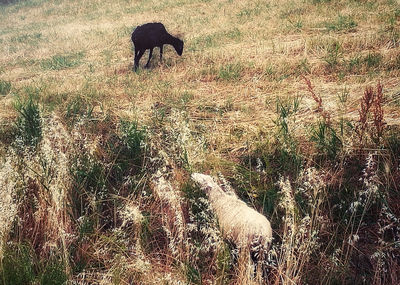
top-left (191, 173), bottom-right (222, 197)
top-left (175, 39), bottom-right (184, 56)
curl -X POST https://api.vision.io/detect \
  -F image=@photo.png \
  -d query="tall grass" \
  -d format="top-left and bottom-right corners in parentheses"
top-left (14, 95), bottom-right (42, 148)
top-left (0, 0), bottom-right (399, 283)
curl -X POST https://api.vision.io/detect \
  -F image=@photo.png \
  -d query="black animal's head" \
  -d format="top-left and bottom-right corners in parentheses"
top-left (175, 39), bottom-right (184, 56)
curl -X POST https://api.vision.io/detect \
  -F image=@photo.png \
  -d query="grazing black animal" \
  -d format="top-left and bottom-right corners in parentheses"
top-left (131, 22), bottom-right (184, 71)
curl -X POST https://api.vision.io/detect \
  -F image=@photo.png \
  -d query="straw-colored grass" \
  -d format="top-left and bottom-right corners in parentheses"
top-left (1, 0), bottom-right (399, 283)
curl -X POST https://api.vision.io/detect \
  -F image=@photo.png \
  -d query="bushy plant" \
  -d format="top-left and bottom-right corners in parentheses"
top-left (119, 120), bottom-right (146, 163)
top-left (182, 181), bottom-right (227, 283)
top-left (14, 95), bottom-right (42, 148)
top-left (0, 243), bottom-right (36, 285)
top-left (323, 42), bottom-right (342, 70)
top-left (274, 96), bottom-right (299, 147)
top-left (364, 53), bottom-right (382, 69)
top-left (106, 120), bottom-right (147, 187)
top-left (40, 258), bottom-right (67, 285)
top-left (65, 95), bottom-right (94, 124)
top-left (310, 120), bottom-right (342, 160)
top-left (272, 96), bottom-right (303, 175)
top-left (0, 80), bottom-right (11, 95)
top-left (70, 154), bottom-right (107, 223)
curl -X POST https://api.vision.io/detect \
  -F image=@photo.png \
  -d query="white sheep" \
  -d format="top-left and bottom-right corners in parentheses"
top-left (191, 173), bottom-right (272, 251)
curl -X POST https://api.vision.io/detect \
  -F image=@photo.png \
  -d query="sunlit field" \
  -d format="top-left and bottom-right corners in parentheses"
top-left (1, 0), bottom-right (400, 284)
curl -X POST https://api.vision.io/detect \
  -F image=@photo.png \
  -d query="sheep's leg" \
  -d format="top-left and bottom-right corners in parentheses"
top-left (134, 49), bottom-right (145, 71)
top-left (133, 47), bottom-right (138, 70)
top-left (159, 45), bottom-right (163, 61)
top-left (145, 48), bottom-right (153, 68)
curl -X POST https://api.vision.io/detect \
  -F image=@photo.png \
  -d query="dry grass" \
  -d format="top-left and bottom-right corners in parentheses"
top-left (1, 0), bottom-right (400, 284)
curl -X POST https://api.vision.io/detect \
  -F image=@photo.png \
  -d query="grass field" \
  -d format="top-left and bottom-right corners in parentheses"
top-left (1, 0), bottom-right (400, 284)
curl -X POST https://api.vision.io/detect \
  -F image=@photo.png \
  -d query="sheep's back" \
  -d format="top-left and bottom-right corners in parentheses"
top-left (132, 22), bottom-right (168, 49)
top-left (211, 193), bottom-right (272, 247)
top-left (192, 173), bottom-right (272, 248)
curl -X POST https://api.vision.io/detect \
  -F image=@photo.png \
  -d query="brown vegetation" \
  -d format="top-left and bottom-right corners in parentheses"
top-left (0, 0), bottom-right (399, 284)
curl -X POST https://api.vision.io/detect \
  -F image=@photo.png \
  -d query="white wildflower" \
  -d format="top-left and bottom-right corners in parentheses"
top-left (348, 234), bottom-right (360, 246)
top-left (120, 202), bottom-right (143, 228)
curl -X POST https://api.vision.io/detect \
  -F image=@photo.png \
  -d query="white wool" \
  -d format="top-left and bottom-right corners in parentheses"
top-left (191, 173), bottom-right (272, 249)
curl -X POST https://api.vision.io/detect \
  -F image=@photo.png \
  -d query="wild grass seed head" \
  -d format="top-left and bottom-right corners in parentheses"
top-left (0, 157), bottom-right (19, 259)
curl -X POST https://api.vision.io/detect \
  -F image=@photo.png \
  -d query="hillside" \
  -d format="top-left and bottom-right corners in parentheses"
top-left (1, 0), bottom-right (400, 284)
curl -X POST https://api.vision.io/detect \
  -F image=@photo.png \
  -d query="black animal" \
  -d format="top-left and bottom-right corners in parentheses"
top-left (131, 22), bottom-right (184, 71)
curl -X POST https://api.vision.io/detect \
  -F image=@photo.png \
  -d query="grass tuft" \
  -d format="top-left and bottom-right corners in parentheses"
top-left (325, 15), bottom-right (357, 32)
top-left (40, 52), bottom-right (85, 70)
top-left (14, 94), bottom-right (42, 148)
top-left (119, 120), bottom-right (146, 163)
top-left (0, 80), bottom-right (11, 95)
top-left (323, 41), bottom-right (342, 70)
top-left (1, 0), bottom-right (400, 283)
top-left (218, 63), bottom-right (242, 81)
top-left (0, 243), bottom-right (36, 285)
top-left (310, 120), bottom-right (342, 160)
top-left (65, 95), bottom-right (94, 124)
top-left (40, 258), bottom-right (68, 285)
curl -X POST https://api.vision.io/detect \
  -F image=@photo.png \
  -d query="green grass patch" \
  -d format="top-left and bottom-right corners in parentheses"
top-left (116, 120), bottom-right (147, 171)
top-left (0, 243), bottom-right (36, 285)
top-left (364, 52), bottom-right (382, 69)
top-left (218, 63), bottom-right (242, 81)
top-left (224, 27), bottom-right (242, 41)
top-left (184, 263), bottom-right (201, 285)
top-left (40, 258), bottom-right (68, 285)
top-left (69, 118), bottom-right (146, 231)
top-left (182, 180), bottom-right (223, 282)
top-left (325, 15), bottom-right (357, 32)
top-left (189, 34), bottom-right (217, 51)
top-left (189, 28), bottom-right (242, 52)
top-left (323, 41), bottom-right (342, 70)
top-left (70, 153), bottom-right (107, 222)
top-left (40, 51), bottom-right (85, 70)
top-left (311, 0), bottom-right (331, 3)
top-left (0, 79), bottom-right (11, 95)
top-left (1, 243), bottom-right (68, 285)
top-left (345, 52), bottom-right (383, 74)
top-left (236, 3), bottom-right (263, 20)
top-left (14, 94), bottom-right (42, 148)
top-left (65, 95), bottom-right (94, 124)
top-left (346, 55), bottom-right (362, 73)
top-left (10, 32), bottom-right (42, 44)
top-left (310, 120), bottom-right (342, 161)
top-left (216, 242), bottom-right (234, 284)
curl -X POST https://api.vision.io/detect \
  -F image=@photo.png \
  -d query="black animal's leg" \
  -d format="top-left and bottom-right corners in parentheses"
top-left (135, 49), bottom-right (145, 71)
top-left (133, 46), bottom-right (138, 70)
top-left (160, 45), bottom-right (163, 61)
top-left (145, 48), bottom-right (153, 68)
